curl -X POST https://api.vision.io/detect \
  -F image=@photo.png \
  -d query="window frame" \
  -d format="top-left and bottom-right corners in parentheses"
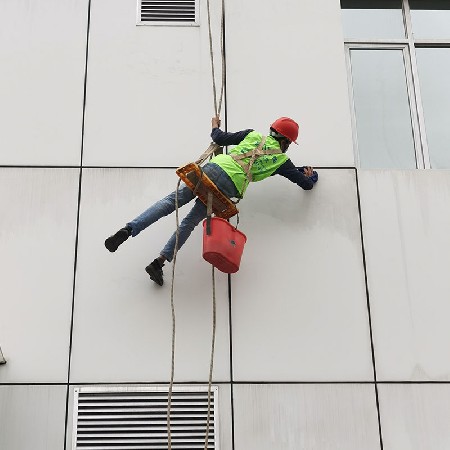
top-left (343, 0), bottom-right (450, 169)
top-left (345, 43), bottom-right (423, 168)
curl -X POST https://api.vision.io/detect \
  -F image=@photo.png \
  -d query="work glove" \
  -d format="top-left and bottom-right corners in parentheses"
top-left (300, 166), bottom-right (319, 184)
top-left (309, 171), bottom-right (319, 183)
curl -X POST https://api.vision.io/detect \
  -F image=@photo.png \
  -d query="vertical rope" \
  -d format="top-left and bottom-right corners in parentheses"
top-left (220, 0), bottom-right (226, 113)
top-left (167, 178), bottom-right (182, 450)
top-left (167, 0), bottom-right (225, 447)
top-left (204, 266), bottom-right (217, 450)
top-left (206, 0), bottom-right (226, 116)
top-left (205, 0), bottom-right (225, 447)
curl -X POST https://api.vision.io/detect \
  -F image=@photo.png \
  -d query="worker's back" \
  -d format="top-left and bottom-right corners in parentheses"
top-left (211, 131), bottom-right (289, 196)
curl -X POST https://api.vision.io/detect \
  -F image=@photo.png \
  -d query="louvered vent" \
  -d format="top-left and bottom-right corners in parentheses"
top-left (140, 1), bottom-right (197, 23)
top-left (73, 386), bottom-right (218, 450)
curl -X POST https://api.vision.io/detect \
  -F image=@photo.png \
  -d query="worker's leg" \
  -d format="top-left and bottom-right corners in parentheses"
top-left (145, 198), bottom-right (206, 286)
top-left (158, 163), bottom-right (238, 262)
top-left (159, 198), bottom-right (207, 262)
top-left (127, 184), bottom-right (195, 236)
top-left (146, 163), bottom-right (239, 286)
top-left (105, 183), bottom-right (195, 252)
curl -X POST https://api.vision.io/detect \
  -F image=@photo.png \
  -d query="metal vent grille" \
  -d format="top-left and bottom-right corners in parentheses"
top-left (140, 1), bottom-right (197, 23)
top-left (73, 386), bottom-right (218, 450)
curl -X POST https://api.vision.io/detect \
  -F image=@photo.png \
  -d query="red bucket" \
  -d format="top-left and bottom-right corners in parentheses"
top-left (202, 217), bottom-right (247, 273)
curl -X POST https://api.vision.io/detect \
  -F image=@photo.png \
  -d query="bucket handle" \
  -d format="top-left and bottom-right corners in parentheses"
top-left (233, 213), bottom-right (240, 230)
top-left (206, 192), bottom-right (213, 235)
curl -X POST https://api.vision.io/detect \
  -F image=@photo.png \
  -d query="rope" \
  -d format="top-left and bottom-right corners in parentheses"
top-left (167, 178), bottom-right (182, 450)
top-left (204, 0), bottom-right (224, 438)
top-left (167, 0), bottom-right (225, 446)
top-left (167, 181), bottom-right (217, 450)
top-left (206, 0), bottom-right (226, 116)
top-left (204, 266), bottom-right (216, 450)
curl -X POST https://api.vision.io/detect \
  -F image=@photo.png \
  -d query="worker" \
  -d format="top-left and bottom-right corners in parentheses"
top-left (105, 116), bottom-right (318, 286)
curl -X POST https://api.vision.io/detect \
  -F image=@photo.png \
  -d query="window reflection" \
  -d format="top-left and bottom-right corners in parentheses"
top-left (341, 0), bottom-right (404, 39)
top-left (410, 1), bottom-right (450, 39)
top-left (350, 49), bottom-right (417, 168)
top-left (416, 48), bottom-right (450, 168)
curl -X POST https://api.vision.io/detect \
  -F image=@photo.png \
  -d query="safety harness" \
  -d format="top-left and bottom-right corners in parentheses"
top-left (176, 136), bottom-right (283, 219)
top-left (229, 135), bottom-right (283, 191)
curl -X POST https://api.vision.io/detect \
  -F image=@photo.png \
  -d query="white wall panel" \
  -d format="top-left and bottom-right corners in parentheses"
top-left (232, 169), bottom-right (373, 381)
top-left (70, 169), bottom-right (231, 382)
top-left (0, 0), bottom-right (88, 166)
top-left (0, 169), bottom-right (79, 382)
top-left (234, 384), bottom-right (380, 450)
top-left (83, 0), bottom-right (223, 167)
top-left (0, 385), bottom-right (66, 450)
top-left (379, 384), bottom-right (450, 449)
top-left (358, 170), bottom-right (450, 381)
top-left (225, 0), bottom-right (354, 167)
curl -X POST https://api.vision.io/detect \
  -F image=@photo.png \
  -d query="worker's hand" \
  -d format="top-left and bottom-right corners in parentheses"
top-left (301, 166), bottom-right (318, 183)
top-left (211, 116), bottom-right (221, 129)
top-left (302, 166), bottom-right (314, 177)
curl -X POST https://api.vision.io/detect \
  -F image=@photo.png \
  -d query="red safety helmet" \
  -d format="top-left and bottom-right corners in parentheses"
top-left (270, 117), bottom-right (299, 144)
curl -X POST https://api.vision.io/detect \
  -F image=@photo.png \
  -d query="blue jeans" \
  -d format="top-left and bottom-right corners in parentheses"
top-left (127, 163), bottom-right (239, 262)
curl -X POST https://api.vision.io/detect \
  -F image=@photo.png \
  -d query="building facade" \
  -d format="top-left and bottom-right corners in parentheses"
top-left (1, 0), bottom-right (450, 449)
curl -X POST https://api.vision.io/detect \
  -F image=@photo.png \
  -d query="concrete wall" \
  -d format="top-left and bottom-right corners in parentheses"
top-left (1, 0), bottom-right (450, 449)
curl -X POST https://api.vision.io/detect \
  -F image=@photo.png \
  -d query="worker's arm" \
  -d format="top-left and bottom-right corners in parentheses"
top-left (211, 127), bottom-right (253, 146)
top-left (211, 115), bottom-right (253, 145)
top-left (274, 159), bottom-right (317, 190)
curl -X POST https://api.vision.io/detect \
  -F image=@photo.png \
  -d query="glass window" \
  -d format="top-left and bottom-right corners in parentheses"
top-left (350, 49), bottom-right (417, 168)
top-left (410, 0), bottom-right (450, 39)
top-left (341, 0), bottom-right (405, 39)
top-left (416, 48), bottom-right (450, 168)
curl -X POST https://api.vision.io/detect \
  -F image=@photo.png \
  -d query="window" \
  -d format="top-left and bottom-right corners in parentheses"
top-left (342, 0), bottom-right (450, 169)
top-left (410, 0), bottom-right (450, 39)
top-left (138, 0), bottom-right (198, 26)
top-left (341, 0), bottom-right (405, 39)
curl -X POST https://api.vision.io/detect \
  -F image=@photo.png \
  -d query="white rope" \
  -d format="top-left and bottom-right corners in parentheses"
top-left (167, 178), bottom-right (182, 450)
top-left (204, 266), bottom-right (217, 450)
top-left (167, 0), bottom-right (225, 446)
top-left (166, 185), bottom-right (217, 450)
top-left (205, 0), bottom-right (226, 428)
top-left (206, 0), bottom-right (226, 117)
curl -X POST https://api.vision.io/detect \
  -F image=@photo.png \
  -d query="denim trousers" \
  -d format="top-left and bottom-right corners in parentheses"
top-left (127, 163), bottom-right (239, 262)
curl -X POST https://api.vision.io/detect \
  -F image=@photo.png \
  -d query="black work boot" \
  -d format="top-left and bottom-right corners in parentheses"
top-left (145, 259), bottom-right (164, 286)
top-left (104, 226), bottom-right (132, 252)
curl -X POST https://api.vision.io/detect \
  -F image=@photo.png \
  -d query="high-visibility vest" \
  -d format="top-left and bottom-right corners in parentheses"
top-left (211, 131), bottom-right (288, 197)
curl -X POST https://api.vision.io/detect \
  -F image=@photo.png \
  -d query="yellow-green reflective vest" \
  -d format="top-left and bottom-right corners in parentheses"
top-left (210, 131), bottom-right (288, 197)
